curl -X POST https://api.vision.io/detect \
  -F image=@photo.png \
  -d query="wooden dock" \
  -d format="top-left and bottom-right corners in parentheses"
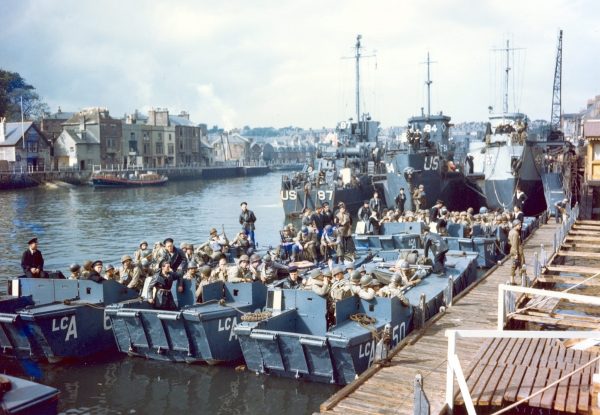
top-left (320, 222), bottom-right (561, 415)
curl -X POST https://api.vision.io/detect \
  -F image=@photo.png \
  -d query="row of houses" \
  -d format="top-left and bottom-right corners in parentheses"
top-left (0, 108), bottom-right (255, 172)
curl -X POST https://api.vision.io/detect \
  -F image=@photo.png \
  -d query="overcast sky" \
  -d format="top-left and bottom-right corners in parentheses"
top-left (2, 0), bottom-right (599, 129)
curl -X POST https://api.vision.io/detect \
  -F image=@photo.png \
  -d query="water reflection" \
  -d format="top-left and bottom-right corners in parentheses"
top-left (0, 173), bottom-right (286, 277)
top-left (1, 356), bottom-right (338, 414)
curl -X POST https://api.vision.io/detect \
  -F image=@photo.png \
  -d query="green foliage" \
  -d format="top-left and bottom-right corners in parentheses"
top-left (0, 69), bottom-right (50, 121)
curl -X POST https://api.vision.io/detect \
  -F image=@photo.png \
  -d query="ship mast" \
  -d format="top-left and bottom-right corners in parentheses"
top-left (422, 52), bottom-right (437, 118)
top-left (354, 34), bottom-right (362, 125)
top-left (492, 39), bottom-right (524, 114)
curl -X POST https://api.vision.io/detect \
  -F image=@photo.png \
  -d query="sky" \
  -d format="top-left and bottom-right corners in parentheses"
top-left (2, 0), bottom-right (599, 129)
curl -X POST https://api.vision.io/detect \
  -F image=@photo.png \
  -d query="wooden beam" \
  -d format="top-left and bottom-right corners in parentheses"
top-left (561, 243), bottom-right (600, 250)
top-left (545, 265), bottom-right (600, 275)
top-left (557, 250), bottom-right (600, 259)
top-left (537, 275), bottom-right (600, 287)
top-left (568, 230), bottom-right (600, 236)
top-left (576, 220), bottom-right (600, 225)
top-left (565, 236), bottom-right (600, 243)
top-left (509, 314), bottom-right (600, 330)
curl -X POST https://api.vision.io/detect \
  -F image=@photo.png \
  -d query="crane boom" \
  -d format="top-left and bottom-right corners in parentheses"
top-left (549, 29), bottom-right (563, 140)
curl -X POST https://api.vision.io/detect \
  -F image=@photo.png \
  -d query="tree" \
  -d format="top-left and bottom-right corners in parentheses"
top-left (0, 69), bottom-right (49, 121)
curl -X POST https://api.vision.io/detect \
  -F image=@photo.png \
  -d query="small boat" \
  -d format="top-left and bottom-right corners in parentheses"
top-left (91, 171), bottom-right (168, 187)
top-left (0, 374), bottom-right (59, 415)
top-left (0, 278), bottom-right (139, 362)
top-left (234, 251), bottom-right (478, 385)
top-left (106, 281), bottom-right (267, 364)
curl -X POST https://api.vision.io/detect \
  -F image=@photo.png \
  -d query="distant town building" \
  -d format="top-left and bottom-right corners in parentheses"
top-left (61, 108), bottom-right (123, 168)
top-left (36, 107), bottom-right (75, 148)
top-left (0, 120), bottom-right (52, 171)
top-left (209, 132), bottom-right (251, 163)
top-left (54, 129), bottom-right (100, 170)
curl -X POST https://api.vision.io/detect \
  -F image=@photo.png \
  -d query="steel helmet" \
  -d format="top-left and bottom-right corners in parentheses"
top-left (350, 270), bottom-right (361, 282)
top-left (391, 272), bottom-right (403, 285)
top-left (360, 274), bottom-right (373, 287)
top-left (69, 263), bottom-right (81, 272)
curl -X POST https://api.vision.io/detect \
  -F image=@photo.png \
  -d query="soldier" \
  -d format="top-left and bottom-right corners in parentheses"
top-left (134, 241), bottom-right (152, 264)
top-left (509, 219), bottom-right (526, 284)
top-left (320, 225), bottom-right (339, 262)
top-left (514, 186), bottom-right (528, 211)
top-left (310, 268), bottom-right (331, 297)
top-left (554, 198), bottom-right (569, 223)
top-left (207, 229), bottom-right (229, 262)
top-left (182, 243), bottom-right (196, 268)
top-left (336, 203), bottom-right (354, 261)
top-left (413, 184), bottom-right (427, 211)
top-left (148, 260), bottom-right (183, 309)
top-left (228, 255), bottom-right (254, 283)
top-left (377, 273), bottom-right (411, 306)
top-left (437, 207), bottom-right (449, 236)
top-left (231, 231), bottom-right (251, 256)
top-left (258, 254), bottom-right (278, 284)
top-left (321, 202), bottom-right (334, 228)
top-left (357, 200), bottom-right (372, 229)
top-left (196, 265), bottom-right (218, 302)
top-left (355, 275), bottom-right (376, 300)
top-left (329, 267), bottom-right (351, 302)
top-left (239, 202), bottom-right (257, 246)
top-left (369, 192), bottom-right (383, 218)
top-left (513, 205), bottom-right (524, 223)
top-left (422, 230), bottom-right (449, 273)
top-left (292, 226), bottom-right (318, 263)
top-left (211, 257), bottom-right (230, 282)
top-left (68, 264), bottom-right (81, 280)
top-left (162, 238), bottom-right (185, 272)
top-left (348, 270), bottom-right (362, 295)
top-left (21, 237), bottom-right (47, 278)
top-left (87, 260), bottom-right (106, 284)
top-left (81, 260), bottom-right (93, 279)
top-left (104, 264), bottom-right (118, 281)
top-left (119, 255), bottom-right (136, 286)
top-left (183, 261), bottom-right (199, 282)
top-left (395, 188), bottom-right (407, 215)
top-left (429, 200), bottom-right (444, 232)
top-left (282, 265), bottom-right (303, 289)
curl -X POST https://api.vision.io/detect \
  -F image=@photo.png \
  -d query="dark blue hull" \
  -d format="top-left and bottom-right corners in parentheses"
top-left (107, 282), bottom-right (267, 364)
top-left (0, 279), bottom-right (138, 362)
top-left (0, 375), bottom-right (59, 415)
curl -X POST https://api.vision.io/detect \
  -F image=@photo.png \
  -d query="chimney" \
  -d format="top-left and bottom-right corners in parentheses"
top-left (0, 117), bottom-right (5, 142)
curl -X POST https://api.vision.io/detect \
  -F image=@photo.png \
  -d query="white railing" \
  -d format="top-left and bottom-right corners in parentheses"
top-left (551, 202), bottom-right (579, 256)
top-left (445, 329), bottom-right (600, 415)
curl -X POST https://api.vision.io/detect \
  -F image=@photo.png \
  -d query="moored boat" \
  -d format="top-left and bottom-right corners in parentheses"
top-left (106, 281), bottom-right (267, 364)
top-left (0, 278), bottom-right (139, 362)
top-left (91, 171), bottom-right (168, 187)
top-left (0, 374), bottom-right (59, 415)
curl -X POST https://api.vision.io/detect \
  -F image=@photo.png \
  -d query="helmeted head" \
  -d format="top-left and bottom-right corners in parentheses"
top-left (513, 219), bottom-right (522, 227)
top-left (121, 255), bottom-right (132, 264)
top-left (350, 270), bottom-right (361, 283)
top-left (360, 274), bottom-right (373, 287)
top-left (310, 268), bottom-right (323, 280)
top-left (105, 264), bottom-right (115, 272)
top-left (391, 272), bottom-right (403, 285)
top-left (139, 241), bottom-right (148, 249)
top-left (187, 261), bottom-right (198, 270)
top-left (301, 226), bottom-right (309, 234)
top-left (332, 267), bottom-right (344, 278)
top-left (479, 207), bottom-right (488, 215)
top-left (200, 266), bottom-right (212, 277)
top-left (140, 258), bottom-right (150, 268)
top-left (69, 263), bottom-right (81, 273)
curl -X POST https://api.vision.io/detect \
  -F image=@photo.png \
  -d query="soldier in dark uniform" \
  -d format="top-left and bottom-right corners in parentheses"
top-left (239, 202), bottom-right (257, 246)
top-left (87, 260), bottom-right (106, 283)
top-left (422, 230), bottom-right (449, 273)
top-left (162, 238), bottom-right (185, 272)
top-left (282, 265), bottom-right (303, 289)
top-left (321, 202), bottom-right (334, 228)
top-left (21, 237), bottom-right (47, 278)
top-left (148, 259), bottom-right (183, 310)
top-left (514, 186), bottom-right (528, 210)
top-left (395, 188), bottom-right (406, 215)
top-left (369, 192), bottom-right (383, 218)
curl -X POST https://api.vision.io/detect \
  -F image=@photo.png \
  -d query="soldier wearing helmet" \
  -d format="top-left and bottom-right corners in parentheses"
top-left (554, 198), bottom-right (569, 224)
top-left (228, 255), bottom-right (253, 283)
top-left (69, 263), bottom-right (81, 280)
top-left (508, 219), bottom-right (525, 284)
top-left (422, 229), bottom-right (449, 273)
top-left (307, 268), bottom-right (331, 297)
top-left (196, 265), bottom-right (218, 302)
top-left (211, 257), bottom-right (230, 282)
top-left (292, 226), bottom-right (318, 263)
top-left (377, 273), bottom-right (410, 307)
top-left (104, 264), bottom-right (118, 281)
top-left (134, 241), bottom-right (152, 264)
top-left (355, 274), bottom-right (375, 300)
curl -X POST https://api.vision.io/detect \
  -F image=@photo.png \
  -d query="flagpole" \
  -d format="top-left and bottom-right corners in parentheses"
top-left (20, 96), bottom-right (25, 151)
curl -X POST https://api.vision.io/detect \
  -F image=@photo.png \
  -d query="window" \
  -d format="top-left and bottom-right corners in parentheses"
top-left (158, 133), bottom-right (162, 140)
top-left (130, 132), bottom-right (135, 140)
top-left (143, 143), bottom-right (150, 154)
top-left (179, 140), bottom-right (184, 151)
top-left (27, 142), bottom-right (38, 153)
top-left (129, 140), bottom-right (138, 153)
top-left (107, 138), bottom-right (115, 149)
top-left (594, 143), bottom-right (600, 160)
top-left (168, 144), bottom-right (174, 155)
top-left (169, 133), bottom-right (172, 141)
top-left (143, 132), bottom-right (149, 141)
top-left (156, 142), bottom-right (163, 154)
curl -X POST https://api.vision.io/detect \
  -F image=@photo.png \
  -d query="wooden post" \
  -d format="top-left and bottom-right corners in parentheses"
top-left (419, 293), bottom-right (427, 329)
top-left (446, 330), bottom-right (456, 413)
top-left (445, 276), bottom-right (453, 307)
top-left (540, 244), bottom-right (547, 267)
top-left (533, 252), bottom-right (539, 281)
top-left (498, 285), bottom-right (505, 330)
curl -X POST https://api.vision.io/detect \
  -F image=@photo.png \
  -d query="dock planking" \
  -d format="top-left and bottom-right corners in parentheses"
top-left (320, 222), bottom-right (561, 415)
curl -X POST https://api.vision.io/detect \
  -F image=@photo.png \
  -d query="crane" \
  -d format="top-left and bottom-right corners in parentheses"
top-left (548, 29), bottom-right (563, 141)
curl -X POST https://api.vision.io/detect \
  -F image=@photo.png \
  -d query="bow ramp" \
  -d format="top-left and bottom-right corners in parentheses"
top-left (106, 281), bottom-right (267, 364)
top-left (235, 288), bottom-right (413, 385)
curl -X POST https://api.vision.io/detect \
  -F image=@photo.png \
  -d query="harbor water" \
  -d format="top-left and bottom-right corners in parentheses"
top-left (0, 172), bottom-right (338, 414)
